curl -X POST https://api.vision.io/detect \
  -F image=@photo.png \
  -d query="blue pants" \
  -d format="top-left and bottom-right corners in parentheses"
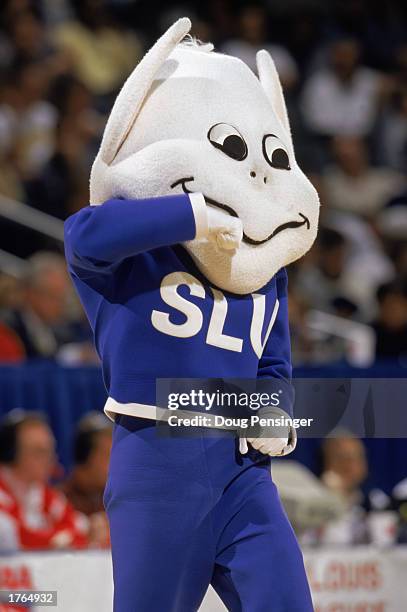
top-left (104, 416), bottom-right (313, 611)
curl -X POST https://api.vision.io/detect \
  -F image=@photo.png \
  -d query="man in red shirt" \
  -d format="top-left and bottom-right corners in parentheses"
top-left (0, 410), bottom-right (88, 551)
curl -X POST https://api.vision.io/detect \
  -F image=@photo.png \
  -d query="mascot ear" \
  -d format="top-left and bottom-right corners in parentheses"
top-left (256, 49), bottom-right (291, 140)
top-left (98, 17), bottom-right (191, 166)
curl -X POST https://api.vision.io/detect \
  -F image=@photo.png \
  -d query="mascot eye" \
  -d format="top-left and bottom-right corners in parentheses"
top-left (262, 135), bottom-right (291, 170)
top-left (207, 123), bottom-right (248, 161)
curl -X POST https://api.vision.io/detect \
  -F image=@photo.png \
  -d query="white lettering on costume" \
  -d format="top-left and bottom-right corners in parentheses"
top-left (151, 272), bottom-right (280, 356)
top-left (151, 272), bottom-right (205, 337)
top-left (206, 288), bottom-right (243, 353)
top-left (250, 295), bottom-right (280, 359)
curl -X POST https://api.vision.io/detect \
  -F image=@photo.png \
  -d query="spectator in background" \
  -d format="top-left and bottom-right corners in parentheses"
top-left (53, 0), bottom-right (142, 100)
top-left (47, 72), bottom-right (103, 146)
top-left (287, 286), bottom-right (313, 365)
top-left (371, 281), bottom-right (407, 361)
top-left (323, 210), bottom-right (395, 318)
top-left (0, 409), bottom-right (88, 551)
top-left (1, 60), bottom-right (57, 180)
top-left (0, 100), bottom-right (25, 200)
top-left (290, 228), bottom-right (360, 363)
top-left (378, 192), bottom-right (407, 279)
top-left (318, 432), bottom-right (369, 545)
top-left (294, 227), bottom-right (349, 313)
top-left (0, 272), bottom-right (22, 311)
top-left (301, 38), bottom-right (383, 138)
top-left (221, 4), bottom-right (298, 88)
top-left (0, 322), bottom-right (25, 363)
top-left (25, 73), bottom-right (103, 218)
top-left (294, 218), bottom-right (395, 321)
top-left (25, 115), bottom-right (92, 218)
top-left (63, 412), bottom-right (111, 516)
top-left (0, 273), bottom-right (25, 363)
top-left (1, 252), bottom-right (71, 359)
top-left (5, 6), bottom-right (64, 69)
top-left (378, 86), bottom-right (407, 172)
top-left (62, 412), bottom-right (112, 548)
top-left (323, 136), bottom-right (405, 218)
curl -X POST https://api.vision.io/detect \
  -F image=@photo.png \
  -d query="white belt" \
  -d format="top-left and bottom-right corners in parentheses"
top-left (104, 397), bottom-right (296, 456)
top-left (104, 397), bottom-right (171, 422)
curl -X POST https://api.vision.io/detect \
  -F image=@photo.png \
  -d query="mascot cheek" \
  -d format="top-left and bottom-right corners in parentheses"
top-left (96, 141), bottom-right (201, 203)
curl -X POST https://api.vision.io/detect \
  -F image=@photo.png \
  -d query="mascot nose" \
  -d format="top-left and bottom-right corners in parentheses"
top-left (250, 170), bottom-right (269, 184)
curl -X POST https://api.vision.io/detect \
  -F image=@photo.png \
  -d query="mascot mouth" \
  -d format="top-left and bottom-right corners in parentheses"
top-left (171, 177), bottom-right (310, 246)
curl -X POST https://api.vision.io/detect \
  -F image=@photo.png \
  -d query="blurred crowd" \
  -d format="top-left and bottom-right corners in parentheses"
top-left (0, 0), bottom-right (407, 367)
top-left (0, 409), bottom-right (112, 551)
top-left (296, 431), bottom-right (407, 548)
top-left (274, 431), bottom-right (407, 548)
top-left (1, 409), bottom-right (407, 552)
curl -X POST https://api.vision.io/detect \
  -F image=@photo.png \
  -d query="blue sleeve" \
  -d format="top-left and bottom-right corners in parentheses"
top-left (64, 194), bottom-right (198, 280)
top-left (257, 268), bottom-right (294, 417)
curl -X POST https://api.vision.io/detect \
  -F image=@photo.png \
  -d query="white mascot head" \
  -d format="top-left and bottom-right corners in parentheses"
top-left (90, 18), bottom-right (319, 294)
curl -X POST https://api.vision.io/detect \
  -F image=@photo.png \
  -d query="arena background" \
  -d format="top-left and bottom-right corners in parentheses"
top-left (0, 0), bottom-right (407, 609)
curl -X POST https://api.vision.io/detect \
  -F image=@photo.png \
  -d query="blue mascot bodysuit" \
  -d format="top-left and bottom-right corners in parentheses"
top-left (64, 18), bottom-right (320, 612)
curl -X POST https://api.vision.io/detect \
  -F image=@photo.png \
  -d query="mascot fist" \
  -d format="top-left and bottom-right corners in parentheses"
top-left (239, 407), bottom-right (297, 457)
top-left (245, 435), bottom-right (289, 457)
top-left (207, 206), bottom-right (243, 251)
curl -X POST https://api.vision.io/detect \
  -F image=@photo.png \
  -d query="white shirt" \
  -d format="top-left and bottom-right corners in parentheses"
top-left (301, 68), bottom-right (380, 136)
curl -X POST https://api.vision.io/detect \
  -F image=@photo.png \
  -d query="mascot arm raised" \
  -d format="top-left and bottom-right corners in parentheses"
top-left (64, 194), bottom-right (242, 280)
top-left (240, 268), bottom-right (297, 457)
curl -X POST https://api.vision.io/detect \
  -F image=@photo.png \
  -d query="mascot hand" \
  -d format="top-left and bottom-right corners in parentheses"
top-left (207, 207), bottom-right (243, 251)
top-left (238, 407), bottom-right (296, 457)
top-left (245, 435), bottom-right (289, 456)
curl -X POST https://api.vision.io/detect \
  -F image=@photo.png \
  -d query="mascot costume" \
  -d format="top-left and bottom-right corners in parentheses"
top-left (65, 18), bottom-right (319, 612)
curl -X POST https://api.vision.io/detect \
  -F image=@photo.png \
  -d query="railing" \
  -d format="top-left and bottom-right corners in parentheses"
top-left (0, 195), bottom-right (64, 276)
top-left (0, 195), bottom-right (64, 241)
top-left (306, 309), bottom-right (376, 367)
